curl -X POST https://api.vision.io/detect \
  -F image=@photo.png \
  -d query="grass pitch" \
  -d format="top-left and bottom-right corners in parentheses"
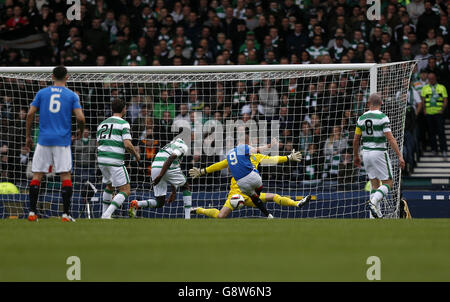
top-left (0, 218), bottom-right (449, 282)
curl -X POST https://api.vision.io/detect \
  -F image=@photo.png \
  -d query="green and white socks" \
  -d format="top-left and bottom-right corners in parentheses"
top-left (102, 189), bottom-right (113, 215)
top-left (102, 192), bottom-right (127, 219)
top-left (183, 190), bottom-right (192, 219)
top-left (137, 199), bottom-right (157, 208)
top-left (369, 184), bottom-right (390, 218)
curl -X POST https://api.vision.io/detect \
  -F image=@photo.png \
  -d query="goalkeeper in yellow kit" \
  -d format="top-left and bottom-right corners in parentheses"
top-left (189, 149), bottom-right (311, 218)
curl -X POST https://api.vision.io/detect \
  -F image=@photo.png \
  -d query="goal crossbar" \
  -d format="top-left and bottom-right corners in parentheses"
top-left (0, 63), bottom-right (377, 74)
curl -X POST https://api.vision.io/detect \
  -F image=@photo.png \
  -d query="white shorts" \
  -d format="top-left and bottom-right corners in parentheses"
top-left (32, 144), bottom-right (72, 173)
top-left (99, 165), bottom-right (130, 188)
top-left (236, 170), bottom-right (263, 196)
top-left (151, 167), bottom-right (186, 197)
top-left (362, 150), bottom-right (393, 181)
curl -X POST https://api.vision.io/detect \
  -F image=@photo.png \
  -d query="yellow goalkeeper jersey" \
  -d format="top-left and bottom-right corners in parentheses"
top-left (205, 153), bottom-right (288, 193)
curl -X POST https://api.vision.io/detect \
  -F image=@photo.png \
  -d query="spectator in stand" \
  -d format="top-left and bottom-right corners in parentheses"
top-left (83, 18), bottom-right (109, 58)
top-left (407, 0), bottom-right (425, 25)
top-left (122, 43), bottom-right (147, 66)
top-left (286, 22), bottom-right (309, 56)
top-left (415, 43), bottom-right (432, 71)
top-left (328, 36), bottom-right (347, 63)
top-left (258, 79), bottom-right (279, 119)
top-left (154, 90), bottom-right (175, 120)
top-left (6, 5), bottom-right (28, 29)
top-left (306, 35), bottom-right (329, 62)
top-left (417, 0), bottom-right (440, 41)
top-left (400, 42), bottom-right (414, 61)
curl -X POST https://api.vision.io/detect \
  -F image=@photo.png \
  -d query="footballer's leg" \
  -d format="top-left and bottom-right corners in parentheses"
top-left (368, 178), bottom-right (385, 218)
top-left (60, 172), bottom-right (76, 222)
top-left (263, 193), bottom-right (311, 208)
top-left (98, 165), bottom-right (113, 215)
top-left (54, 146), bottom-right (76, 222)
top-left (102, 183), bottom-right (130, 219)
top-left (28, 143), bottom-right (51, 221)
top-left (193, 203), bottom-right (231, 219)
top-left (129, 170), bottom-right (168, 217)
top-left (102, 184), bottom-right (114, 215)
top-left (180, 181), bottom-right (192, 219)
top-left (102, 166), bottom-right (131, 219)
top-left (28, 172), bottom-right (44, 221)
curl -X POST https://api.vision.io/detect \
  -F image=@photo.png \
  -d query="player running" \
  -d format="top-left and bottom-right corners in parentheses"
top-left (353, 93), bottom-right (405, 218)
top-left (129, 137), bottom-right (192, 219)
top-left (97, 98), bottom-right (140, 219)
top-left (25, 65), bottom-right (86, 222)
top-left (189, 148), bottom-right (311, 219)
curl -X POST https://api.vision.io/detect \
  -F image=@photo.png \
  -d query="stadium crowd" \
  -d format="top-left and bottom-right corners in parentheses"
top-left (0, 0), bottom-right (449, 190)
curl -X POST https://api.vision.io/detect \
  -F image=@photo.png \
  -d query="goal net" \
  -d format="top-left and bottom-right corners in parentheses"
top-left (0, 62), bottom-right (416, 219)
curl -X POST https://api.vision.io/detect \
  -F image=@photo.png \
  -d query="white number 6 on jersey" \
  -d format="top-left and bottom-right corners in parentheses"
top-left (49, 94), bottom-right (61, 113)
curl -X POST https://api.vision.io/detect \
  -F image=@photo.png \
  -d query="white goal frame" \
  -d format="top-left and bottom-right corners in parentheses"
top-left (0, 63), bottom-right (412, 219)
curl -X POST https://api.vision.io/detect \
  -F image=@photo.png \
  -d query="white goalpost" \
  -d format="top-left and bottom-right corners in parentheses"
top-left (0, 62), bottom-right (416, 219)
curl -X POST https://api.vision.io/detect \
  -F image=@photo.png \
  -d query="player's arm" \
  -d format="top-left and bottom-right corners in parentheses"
top-left (73, 108), bottom-right (86, 138)
top-left (353, 126), bottom-right (362, 168)
top-left (124, 139), bottom-right (140, 163)
top-left (25, 105), bottom-right (38, 149)
top-left (385, 131), bottom-right (405, 169)
top-left (189, 158), bottom-right (229, 178)
top-left (153, 154), bottom-right (177, 185)
top-left (259, 150), bottom-right (302, 165)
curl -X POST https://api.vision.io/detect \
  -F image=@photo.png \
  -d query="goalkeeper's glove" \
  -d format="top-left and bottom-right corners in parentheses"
top-left (189, 167), bottom-right (206, 179)
top-left (288, 149), bottom-right (302, 162)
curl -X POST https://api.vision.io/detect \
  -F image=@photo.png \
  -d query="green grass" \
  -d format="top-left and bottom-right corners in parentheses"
top-left (0, 218), bottom-right (449, 282)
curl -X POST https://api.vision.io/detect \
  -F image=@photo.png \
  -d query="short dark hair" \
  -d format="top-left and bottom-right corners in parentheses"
top-left (52, 65), bottom-right (67, 81)
top-left (112, 98), bottom-right (126, 113)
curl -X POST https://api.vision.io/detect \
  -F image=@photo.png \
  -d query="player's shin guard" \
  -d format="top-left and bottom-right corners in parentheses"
top-left (371, 184), bottom-right (390, 206)
top-left (29, 179), bottom-right (40, 214)
top-left (102, 189), bottom-right (113, 214)
top-left (61, 180), bottom-right (73, 216)
top-left (102, 192), bottom-right (127, 218)
top-left (183, 190), bottom-right (192, 219)
top-left (137, 199), bottom-right (157, 208)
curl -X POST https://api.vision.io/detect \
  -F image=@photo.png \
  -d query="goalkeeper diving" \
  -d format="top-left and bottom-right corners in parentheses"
top-left (189, 137), bottom-right (311, 218)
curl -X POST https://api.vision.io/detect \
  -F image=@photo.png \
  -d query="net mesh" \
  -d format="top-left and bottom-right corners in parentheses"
top-left (0, 61), bottom-right (416, 219)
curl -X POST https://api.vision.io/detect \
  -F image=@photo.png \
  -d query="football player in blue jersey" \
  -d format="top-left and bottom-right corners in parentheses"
top-left (224, 137), bottom-right (279, 218)
top-left (25, 66), bottom-right (86, 222)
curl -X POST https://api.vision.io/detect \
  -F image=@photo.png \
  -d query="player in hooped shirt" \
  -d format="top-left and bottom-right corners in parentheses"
top-left (25, 66), bottom-right (86, 222)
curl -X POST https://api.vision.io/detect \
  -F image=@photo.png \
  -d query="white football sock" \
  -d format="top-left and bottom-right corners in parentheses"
top-left (102, 192), bottom-right (126, 218)
top-left (370, 184), bottom-right (389, 205)
top-left (183, 191), bottom-right (192, 219)
top-left (102, 190), bottom-right (113, 214)
top-left (137, 199), bottom-right (157, 208)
